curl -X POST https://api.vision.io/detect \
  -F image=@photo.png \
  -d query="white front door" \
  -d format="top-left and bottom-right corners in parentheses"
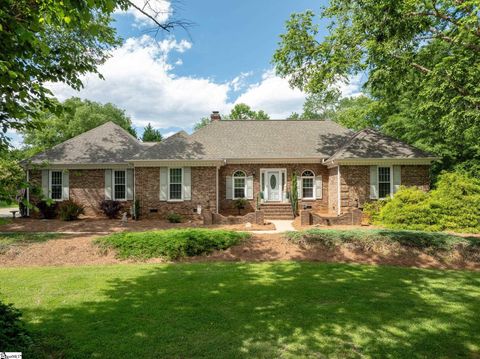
top-left (267, 171), bottom-right (281, 201)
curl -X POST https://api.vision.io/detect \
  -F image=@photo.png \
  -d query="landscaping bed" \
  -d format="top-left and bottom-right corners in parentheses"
top-left (96, 229), bottom-right (251, 260)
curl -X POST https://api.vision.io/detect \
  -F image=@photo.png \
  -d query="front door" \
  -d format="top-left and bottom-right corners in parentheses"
top-left (267, 171), bottom-right (281, 201)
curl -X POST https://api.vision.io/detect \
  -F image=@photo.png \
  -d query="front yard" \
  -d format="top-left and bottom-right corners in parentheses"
top-left (1, 262), bottom-right (479, 358)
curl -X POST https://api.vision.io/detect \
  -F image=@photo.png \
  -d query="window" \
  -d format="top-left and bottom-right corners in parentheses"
top-left (50, 171), bottom-right (63, 200)
top-left (169, 168), bottom-right (183, 200)
top-left (378, 167), bottom-right (391, 198)
top-left (233, 170), bottom-right (246, 199)
top-left (301, 170), bottom-right (315, 199)
top-left (114, 170), bottom-right (126, 200)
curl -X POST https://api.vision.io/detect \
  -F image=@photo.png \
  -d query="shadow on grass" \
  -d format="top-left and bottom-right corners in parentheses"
top-left (21, 263), bottom-right (480, 358)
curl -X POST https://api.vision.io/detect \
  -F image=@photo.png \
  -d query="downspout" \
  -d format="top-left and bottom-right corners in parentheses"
top-left (215, 165), bottom-right (219, 214)
top-left (337, 165), bottom-right (341, 216)
top-left (133, 166), bottom-right (136, 218)
top-left (26, 169), bottom-right (30, 217)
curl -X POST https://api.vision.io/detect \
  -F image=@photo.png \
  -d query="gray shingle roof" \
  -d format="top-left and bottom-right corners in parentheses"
top-left (133, 120), bottom-right (354, 160)
top-left (28, 121), bottom-right (149, 164)
top-left (326, 129), bottom-right (434, 162)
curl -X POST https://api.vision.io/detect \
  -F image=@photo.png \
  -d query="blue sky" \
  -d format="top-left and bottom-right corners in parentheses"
top-left (35, 0), bottom-right (363, 142)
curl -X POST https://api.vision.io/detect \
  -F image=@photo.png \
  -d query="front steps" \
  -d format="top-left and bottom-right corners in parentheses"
top-left (260, 203), bottom-right (294, 220)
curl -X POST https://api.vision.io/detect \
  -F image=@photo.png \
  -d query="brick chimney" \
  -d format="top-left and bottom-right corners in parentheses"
top-left (210, 111), bottom-right (221, 121)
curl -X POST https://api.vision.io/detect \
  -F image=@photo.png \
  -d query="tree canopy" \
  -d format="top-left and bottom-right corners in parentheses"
top-left (0, 0), bottom-right (187, 149)
top-left (193, 104), bottom-right (270, 131)
top-left (142, 123), bottom-right (163, 142)
top-left (22, 97), bottom-right (136, 154)
top-left (273, 0), bottom-right (480, 176)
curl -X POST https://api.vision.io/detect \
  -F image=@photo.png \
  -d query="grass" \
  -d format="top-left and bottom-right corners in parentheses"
top-left (286, 228), bottom-right (480, 254)
top-left (95, 228), bottom-right (251, 260)
top-left (0, 232), bottom-right (62, 254)
top-left (0, 200), bottom-right (15, 208)
top-left (0, 218), bottom-right (11, 226)
top-left (0, 262), bottom-right (479, 358)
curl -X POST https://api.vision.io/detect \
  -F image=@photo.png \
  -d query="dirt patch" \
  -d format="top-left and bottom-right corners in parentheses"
top-left (0, 217), bottom-right (274, 233)
top-left (190, 234), bottom-right (480, 271)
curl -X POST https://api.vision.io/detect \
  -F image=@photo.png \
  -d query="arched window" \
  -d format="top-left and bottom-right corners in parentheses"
top-left (233, 170), bottom-right (246, 199)
top-left (301, 170), bottom-right (315, 199)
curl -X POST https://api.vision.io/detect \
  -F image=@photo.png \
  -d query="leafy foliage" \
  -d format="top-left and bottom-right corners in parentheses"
top-left (22, 97), bottom-right (137, 154)
top-left (290, 173), bottom-right (299, 216)
top-left (374, 172), bottom-right (480, 233)
top-left (100, 200), bottom-right (123, 219)
top-left (142, 123), bottom-right (163, 142)
top-left (0, 0), bottom-right (187, 149)
top-left (37, 200), bottom-right (58, 219)
top-left (166, 212), bottom-right (183, 223)
top-left (0, 300), bottom-right (31, 352)
top-left (194, 104), bottom-right (270, 130)
top-left (286, 228), bottom-right (480, 255)
top-left (95, 229), bottom-right (250, 259)
top-left (58, 200), bottom-right (84, 221)
top-left (273, 1), bottom-right (480, 176)
top-left (233, 198), bottom-right (248, 215)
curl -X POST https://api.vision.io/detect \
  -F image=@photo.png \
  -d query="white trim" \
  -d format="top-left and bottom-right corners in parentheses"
top-left (300, 169), bottom-right (316, 200)
top-left (232, 170), bottom-right (247, 200)
top-left (167, 167), bottom-right (184, 202)
top-left (337, 166), bottom-right (341, 216)
top-left (26, 163), bottom-right (133, 170)
top-left (377, 166), bottom-right (394, 199)
top-left (260, 168), bottom-right (287, 203)
top-left (113, 169), bottom-right (127, 201)
top-left (133, 167), bottom-right (136, 216)
top-left (130, 160), bottom-right (222, 167)
top-left (227, 158), bottom-right (322, 164)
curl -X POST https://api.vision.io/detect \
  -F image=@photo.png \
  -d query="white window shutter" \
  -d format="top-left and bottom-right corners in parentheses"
top-left (126, 169), bottom-right (134, 200)
top-left (62, 170), bottom-right (69, 200)
top-left (297, 178), bottom-right (302, 199)
top-left (246, 176), bottom-right (253, 199)
top-left (370, 166), bottom-right (378, 199)
top-left (226, 176), bottom-right (232, 199)
top-left (105, 169), bottom-right (112, 200)
top-left (183, 167), bottom-right (191, 200)
top-left (393, 166), bottom-right (401, 194)
top-left (315, 175), bottom-right (322, 199)
top-left (159, 168), bottom-right (168, 201)
top-left (41, 170), bottom-right (49, 199)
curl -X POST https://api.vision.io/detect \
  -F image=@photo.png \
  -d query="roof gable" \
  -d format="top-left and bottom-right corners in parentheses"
top-left (28, 121), bottom-right (147, 165)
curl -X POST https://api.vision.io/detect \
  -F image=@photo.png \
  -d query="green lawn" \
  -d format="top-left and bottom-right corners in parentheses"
top-left (1, 263), bottom-right (479, 358)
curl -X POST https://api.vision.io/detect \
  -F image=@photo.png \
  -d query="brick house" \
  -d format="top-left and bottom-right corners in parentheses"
top-left (24, 115), bottom-right (436, 220)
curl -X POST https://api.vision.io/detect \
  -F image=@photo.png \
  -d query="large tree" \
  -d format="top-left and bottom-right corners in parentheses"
top-left (0, 0), bottom-right (187, 149)
top-left (273, 1), bottom-right (480, 176)
top-left (194, 104), bottom-right (270, 131)
top-left (22, 97), bottom-right (136, 153)
top-left (142, 123), bottom-right (163, 142)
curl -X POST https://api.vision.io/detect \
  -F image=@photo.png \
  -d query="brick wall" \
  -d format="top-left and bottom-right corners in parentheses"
top-left (328, 167), bottom-right (338, 214)
top-left (135, 166), bottom-right (217, 219)
top-left (401, 165), bottom-right (430, 191)
top-left (218, 163), bottom-right (329, 215)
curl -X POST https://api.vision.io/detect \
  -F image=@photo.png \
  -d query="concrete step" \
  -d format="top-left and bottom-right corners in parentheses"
top-left (264, 215), bottom-right (295, 220)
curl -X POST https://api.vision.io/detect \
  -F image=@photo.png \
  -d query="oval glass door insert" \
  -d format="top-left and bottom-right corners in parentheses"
top-left (270, 174), bottom-right (277, 189)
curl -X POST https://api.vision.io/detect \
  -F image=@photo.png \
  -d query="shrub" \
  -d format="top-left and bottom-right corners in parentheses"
top-left (95, 228), bottom-right (251, 260)
top-left (376, 172), bottom-right (480, 233)
top-left (0, 300), bottom-right (32, 351)
top-left (290, 173), bottom-right (299, 216)
top-left (233, 198), bottom-right (247, 215)
top-left (133, 199), bottom-right (141, 220)
top-left (166, 212), bottom-right (183, 223)
top-left (58, 200), bottom-right (84, 221)
top-left (100, 200), bottom-right (123, 219)
top-left (37, 200), bottom-right (58, 219)
top-left (362, 200), bottom-right (388, 224)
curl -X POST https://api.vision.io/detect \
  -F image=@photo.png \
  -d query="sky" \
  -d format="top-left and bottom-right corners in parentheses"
top-left (14, 0), bottom-right (364, 144)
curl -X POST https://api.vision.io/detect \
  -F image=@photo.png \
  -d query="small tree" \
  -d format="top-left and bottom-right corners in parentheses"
top-left (233, 198), bottom-right (247, 215)
top-left (142, 123), bottom-right (163, 142)
top-left (290, 173), bottom-right (299, 216)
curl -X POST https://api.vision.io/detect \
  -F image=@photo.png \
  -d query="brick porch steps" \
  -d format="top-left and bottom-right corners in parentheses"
top-left (260, 203), bottom-right (294, 220)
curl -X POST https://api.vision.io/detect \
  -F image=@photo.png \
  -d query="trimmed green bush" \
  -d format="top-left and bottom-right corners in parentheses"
top-left (0, 300), bottom-right (31, 351)
top-left (95, 229), bottom-right (251, 260)
top-left (371, 172), bottom-right (480, 233)
top-left (58, 200), bottom-right (84, 221)
top-left (286, 228), bottom-right (480, 254)
top-left (166, 212), bottom-right (183, 223)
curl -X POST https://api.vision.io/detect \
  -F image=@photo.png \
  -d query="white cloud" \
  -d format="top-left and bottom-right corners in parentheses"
top-left (116, 0), bottom-right (172, 27)
top-left (48, 35), bottom-right (230, 129)
top-left (334, 74), bottom-right (364, 98)
top-left (234, 70), bottom-right (307, 118)
top-left (229, 71), bottom-right (253, 92)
